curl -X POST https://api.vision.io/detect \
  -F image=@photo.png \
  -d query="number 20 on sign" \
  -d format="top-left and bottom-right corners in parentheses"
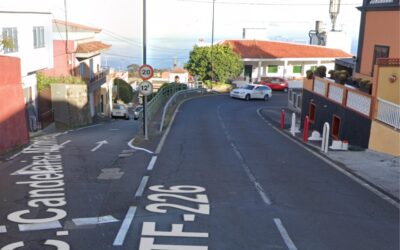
top-left (139, 64), bottom-right (154, 80)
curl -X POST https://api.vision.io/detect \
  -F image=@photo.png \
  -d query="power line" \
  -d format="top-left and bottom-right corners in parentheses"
top-left (176, 0), bottom-right (360, 6)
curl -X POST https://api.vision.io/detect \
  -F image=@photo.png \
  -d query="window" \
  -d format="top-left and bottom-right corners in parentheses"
top-left (309, 103), bottom-right (316, 123)
top-left (2, 27), bottom-right (18, 53)
top-left (332, 115), bottom-right (341, 139)
top-left (33, 26), bottom-right (45, 48)
top-left (310, 66), bottom-right (317, 71)
top-left (293, 65), bottom-right (302, 74)
top-left (268, 65), bottom-right (278, 73)
top-left (79, 63), bottom-right (85, 76)
top-left (371, 45), bottom-right (389, 76)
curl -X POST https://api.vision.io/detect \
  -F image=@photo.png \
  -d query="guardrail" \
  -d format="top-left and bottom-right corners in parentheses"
top-left (159, 88), bottom-right (208, 132)
top-left (376, 98), bottom-right (400, 129)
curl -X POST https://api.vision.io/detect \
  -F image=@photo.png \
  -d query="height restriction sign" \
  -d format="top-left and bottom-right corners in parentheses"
top-left (139, 64), bottom-right (154, 80)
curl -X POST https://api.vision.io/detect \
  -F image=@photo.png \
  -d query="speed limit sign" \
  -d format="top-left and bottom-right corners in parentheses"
top-left (139, 64), bottom-right (154, 80)
top-left (138, 81), bottom-right (153, 96)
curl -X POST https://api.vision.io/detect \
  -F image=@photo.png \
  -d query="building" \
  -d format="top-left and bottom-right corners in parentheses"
top-left (221, 39), bottom-right (351, 82)
top-left (42, 19), bottom-right (113, 118)
top-left (161, 67), bottom-right (190, 83)
top-left (0, 7), bottom-right (54, 131)
top-left (300, 0), bottom-right (400, 156)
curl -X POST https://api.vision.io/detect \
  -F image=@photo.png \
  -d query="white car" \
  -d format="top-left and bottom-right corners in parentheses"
top-left (230, 84), bottom-right (272, 101)
top-left (112, 104), bottom-right (130, 120)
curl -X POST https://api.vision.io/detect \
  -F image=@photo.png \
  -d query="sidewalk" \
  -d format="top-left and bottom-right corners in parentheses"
top-left (259, 108), bottom-right (400, 203)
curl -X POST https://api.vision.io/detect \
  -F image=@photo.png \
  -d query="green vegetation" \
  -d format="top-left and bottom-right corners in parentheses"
top-left (37, 72), bottom-right (84, 92)
top-left (114, 78), bottom-right (133, 104)
top-left (185, 44), bottom-right (243, 83)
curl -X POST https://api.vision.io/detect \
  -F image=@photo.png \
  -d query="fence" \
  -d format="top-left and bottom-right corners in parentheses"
top-left (376, 98), bottom-right (400, 129)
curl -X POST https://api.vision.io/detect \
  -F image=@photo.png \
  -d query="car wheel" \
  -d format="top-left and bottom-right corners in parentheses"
top-left (283, 88), bottom-right (288, 93)
top-left (264, 94), bottom-right (269, 101)
top-left (245, 94), bottom-right (250, 101)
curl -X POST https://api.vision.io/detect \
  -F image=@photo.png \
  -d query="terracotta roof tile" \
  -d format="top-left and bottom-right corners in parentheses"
top-left (221, 40), bottom-right (352, 59)
top-left (76, 41), bottom-right (111, 53)
top-left (171, 67), bottom-right (188, 73)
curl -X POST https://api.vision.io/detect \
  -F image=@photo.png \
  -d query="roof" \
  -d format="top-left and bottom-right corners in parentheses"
top-left (53, 19), bottom-right (102, 33)
top-left (76, 41), bottom-right (111, 53)
top-left (171, 67), bottom-right (188, 74)
top-left (221, 40), bottom-right (352, 59)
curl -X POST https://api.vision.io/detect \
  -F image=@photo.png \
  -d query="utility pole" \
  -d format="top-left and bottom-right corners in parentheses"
top-left (64, 0), bottom-right (71, 75)
top-left (211, 0), bottom-right (215, 82)
top-left (142, 0), bottom-right (148, 140)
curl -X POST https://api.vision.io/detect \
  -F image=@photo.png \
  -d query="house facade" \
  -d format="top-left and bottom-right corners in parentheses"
top-left (221, 39), bottom-right (352, 82)
top-left (42, 19), bottom-right (113, 118)
top-left (0, 9), bottom-right (54, 131)
top-left (300, 0), bottom-right (400, 156)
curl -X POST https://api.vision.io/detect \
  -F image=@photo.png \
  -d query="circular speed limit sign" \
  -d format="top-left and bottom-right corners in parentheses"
top-left (139, 64), bottom-right (154, 80)
top-left (138, 81), bottom-right (153, 96)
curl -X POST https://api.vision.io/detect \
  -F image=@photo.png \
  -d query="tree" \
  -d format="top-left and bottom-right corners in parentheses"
top-left (0, 36), bottom-right (13, 53)
top-left (114, 78), bottom-right (133, 103)
top-left (185, 44), bottom-right (243, 83)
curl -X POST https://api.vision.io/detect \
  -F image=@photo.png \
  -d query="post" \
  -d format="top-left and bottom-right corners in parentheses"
top-left (280, 109), bottom-right (285, 129)
top-left (143, 0), bottom-right (148, 140)
top-left (210, 0), bottom-right (215, 82)
top-left (321, 122), bottom-right (330, 153)
top-left (290, 113), bottom-right (296, 136)
top-left (303, 116), bottom-right (309, 143)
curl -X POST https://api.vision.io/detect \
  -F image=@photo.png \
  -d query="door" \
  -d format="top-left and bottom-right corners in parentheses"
top-left (244, 65), bottom-right (253, 82)
top-left (253, 86), bottom-right (264, 99)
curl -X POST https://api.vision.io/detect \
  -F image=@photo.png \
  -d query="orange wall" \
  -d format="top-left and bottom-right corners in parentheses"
top-left (376, 66), bottom-right (400, 104)
top-left (360, 11), bottom-right (400, 76)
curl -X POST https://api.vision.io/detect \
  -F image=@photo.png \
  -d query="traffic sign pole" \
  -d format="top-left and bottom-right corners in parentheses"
top-left (138, 80), bottom-right (153, 141)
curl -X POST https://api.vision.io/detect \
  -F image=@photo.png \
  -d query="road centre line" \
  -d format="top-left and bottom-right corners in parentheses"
top-left (256, 108), bottom-right (400, 209)
top-left (72, 216), bottom-right (119, 226)
top-left (273, 218), bottom-right (298, 250)
top-left (147, 156), bottom-right (158, 171)
top-left (57, 231), bottom-right (69, 236)
top-left (18, 221), bottom-right (62, 232)
top-left (135, 176), bottom-right (150, 197)
top-left (113, 206), bottom-right (137, 246)
top-left (0, 225), bottom-right (7, 233)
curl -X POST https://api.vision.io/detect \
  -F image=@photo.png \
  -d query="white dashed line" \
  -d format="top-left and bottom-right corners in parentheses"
top-left (72, 216), bottom-right (119, 226)
top-left (135, 176), bottom-right (150, 197)
top-left (183, 214), bottom-right (196, 222)
top-left (0, 225), bottom-right (7, 233)
top-left (274, 218), bottom-right (298, 250)
top-left (147, 156), bottom-right (158, 171)
top-left (18, 221), bottom-right (62, 232)
top-left (113, 206), bottom-right (137, 246)
top-left (57, 230), bottom-right (69, 236)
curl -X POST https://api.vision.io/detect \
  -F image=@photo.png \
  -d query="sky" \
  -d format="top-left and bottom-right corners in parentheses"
top-left (1, 0), bottom-right (363, 69)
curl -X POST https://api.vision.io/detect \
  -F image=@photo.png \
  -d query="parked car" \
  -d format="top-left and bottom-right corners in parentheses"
top-left (112, 104), bottom-right (130, 120)
top-left (259, 77), bottom-right (288, 92)
top-left (230, 84), bottom-right (272, 101)
top-left (133, 105), bottom-right (143, 120)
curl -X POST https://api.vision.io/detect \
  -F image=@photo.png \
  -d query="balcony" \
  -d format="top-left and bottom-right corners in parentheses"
top-left (83, 68), bottom-right (110, 92)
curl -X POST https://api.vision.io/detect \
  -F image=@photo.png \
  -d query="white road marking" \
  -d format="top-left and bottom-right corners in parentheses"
top-left (274, 218), bottom-right (298, 250)
top-left (1, 242), bottom-right (25, 250)
top-left (257, 108), bottom-right (400, 209)
top-left (128, 138), bottom-right (154, 154)
top-left (6, 151), bottom-right (22, 161)
top-left (183, 214), bottom-right (196, 221)
top-left (113, 206), bottom-right (137, 246)
top-left (57, 230), bottom-right (69, 236)
top-left (0, 225), bottom-right (7, 233)
top-left (75, 123), bottom-right (104, 131)
top-left (135, 176), bottom-right (150, 197)
top-left (72, 215), bottom-right (119, 226)
top-left (91, 140), bottom-right (109, 152)
top-left (217, 105), bottom-right (271, 206)
top-left (109, 128), bottom-right (120, 131)
top-left (147, 156), bottom-right (158, 170)
top-left (18, 221), bottom-right (62, 231)
top-left (139, 237), bottom-right (207, 250)
top-left (141, 222), bottom-right (208, 237)
top-left (59, 140), bottom-right (71, 147)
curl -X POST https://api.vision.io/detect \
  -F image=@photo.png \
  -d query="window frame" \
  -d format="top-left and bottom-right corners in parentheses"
top-left (33, 26), bottom-right (45, 49)
top-left (371, 45), bottom-right (390, 76)
top-left (268, 65), bottom-right (278, 73)
top-left (2, 27), bottom-right (18, 53)
top-left (293, 65), bottom-right (302, 74)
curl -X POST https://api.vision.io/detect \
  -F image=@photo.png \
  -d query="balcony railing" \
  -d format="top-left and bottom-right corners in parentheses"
top-left (376, 98), bottom-right (400, 129)
top-left (83, 68), bottom-right (110, 92)
top-left (368, 0), bottom-right (399, 5)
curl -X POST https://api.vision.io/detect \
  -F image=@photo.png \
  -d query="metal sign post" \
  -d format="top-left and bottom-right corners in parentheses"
top-left (138, 80), bottom-right (153, 140)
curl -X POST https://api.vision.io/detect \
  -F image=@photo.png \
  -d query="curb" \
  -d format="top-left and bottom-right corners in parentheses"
top-left (258, 108), bottom-right (400, 208)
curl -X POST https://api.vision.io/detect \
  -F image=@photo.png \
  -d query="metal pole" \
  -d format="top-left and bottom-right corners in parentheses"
top-left (143, 0), bottom-right (148, 139)
top-left (210, 0), bottom-right (215, 82)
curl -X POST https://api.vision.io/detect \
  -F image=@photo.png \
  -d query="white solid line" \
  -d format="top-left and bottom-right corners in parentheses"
top-left (128, 138), bottom-right (154, 154)
top-left (57, 231), bottom-right (69, 236)
top-left (113, 206), bottom-right (137, 246)
top-left (75, 123), bottom-right (104, 131)
top-left (147, 156), bottom-right (158, 170)
top-left (257, 108), bottom-right (400, 209)
top-left (0, 225), bottom-right (7, 233)
top-left (135, 176), bottom-right (150, 197)
top-left (72, 215), bottom-right (119, 226)
top-left (274, 218), bottom-right (298, 250)
top-left (7, 151), bottom-right (22, 161)
top-left (19, 221), bottom-right (62, 232)
top-left (60, 140), bottom-right (71, 147)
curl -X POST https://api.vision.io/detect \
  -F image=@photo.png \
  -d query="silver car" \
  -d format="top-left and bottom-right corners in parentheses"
top-left (112, 104), bottom-right (130, 120)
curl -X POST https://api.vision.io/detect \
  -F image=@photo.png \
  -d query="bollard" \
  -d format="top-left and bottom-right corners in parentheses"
top-left (290, 113), bottom-right (296, 136)
top-left (303, 116), bottom-right (309, 143)
top-left (321, 122), bottom-right (330, 153)
top-left (280, 109), bottom-right (285, 129)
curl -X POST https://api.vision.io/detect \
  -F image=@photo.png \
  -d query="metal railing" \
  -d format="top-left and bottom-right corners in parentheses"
top-left (376, 98), bottom-right (400, 129)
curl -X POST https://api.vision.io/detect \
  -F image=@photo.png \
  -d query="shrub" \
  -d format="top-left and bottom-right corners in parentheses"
top-left (306, 70), bottom-right (314, 79)
top-left (37, 72), bottom-right (84, 92)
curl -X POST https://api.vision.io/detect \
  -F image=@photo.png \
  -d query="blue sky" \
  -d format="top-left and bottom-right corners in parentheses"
top-left (4, 0), bottom-right (363, 69)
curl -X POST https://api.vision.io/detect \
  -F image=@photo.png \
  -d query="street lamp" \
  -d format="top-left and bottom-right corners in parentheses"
top-left (329, 0), bottom-right (341, 31)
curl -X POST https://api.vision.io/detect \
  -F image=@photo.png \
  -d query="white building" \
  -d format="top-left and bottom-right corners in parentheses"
top-left (221, 39), bottom-right (352, 82)
top-left (0, 8), bottom-right (54, 122)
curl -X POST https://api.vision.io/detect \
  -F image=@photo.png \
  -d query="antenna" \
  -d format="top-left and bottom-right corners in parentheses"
top-left (329, 0), bottom-right (341, 31)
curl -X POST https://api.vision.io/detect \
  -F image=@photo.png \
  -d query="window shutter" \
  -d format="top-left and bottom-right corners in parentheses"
top-left (33, 27), bottom-right (37, 48)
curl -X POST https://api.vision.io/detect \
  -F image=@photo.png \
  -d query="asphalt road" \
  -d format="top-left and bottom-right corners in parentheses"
top-left (0, 93), bottom-right (398, 250)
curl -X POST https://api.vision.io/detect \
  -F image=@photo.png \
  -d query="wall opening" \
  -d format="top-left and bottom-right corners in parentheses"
top-left (332, 115), bottom-right (341, 139)
top-left (309, 103), bottom-right (316, 123)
